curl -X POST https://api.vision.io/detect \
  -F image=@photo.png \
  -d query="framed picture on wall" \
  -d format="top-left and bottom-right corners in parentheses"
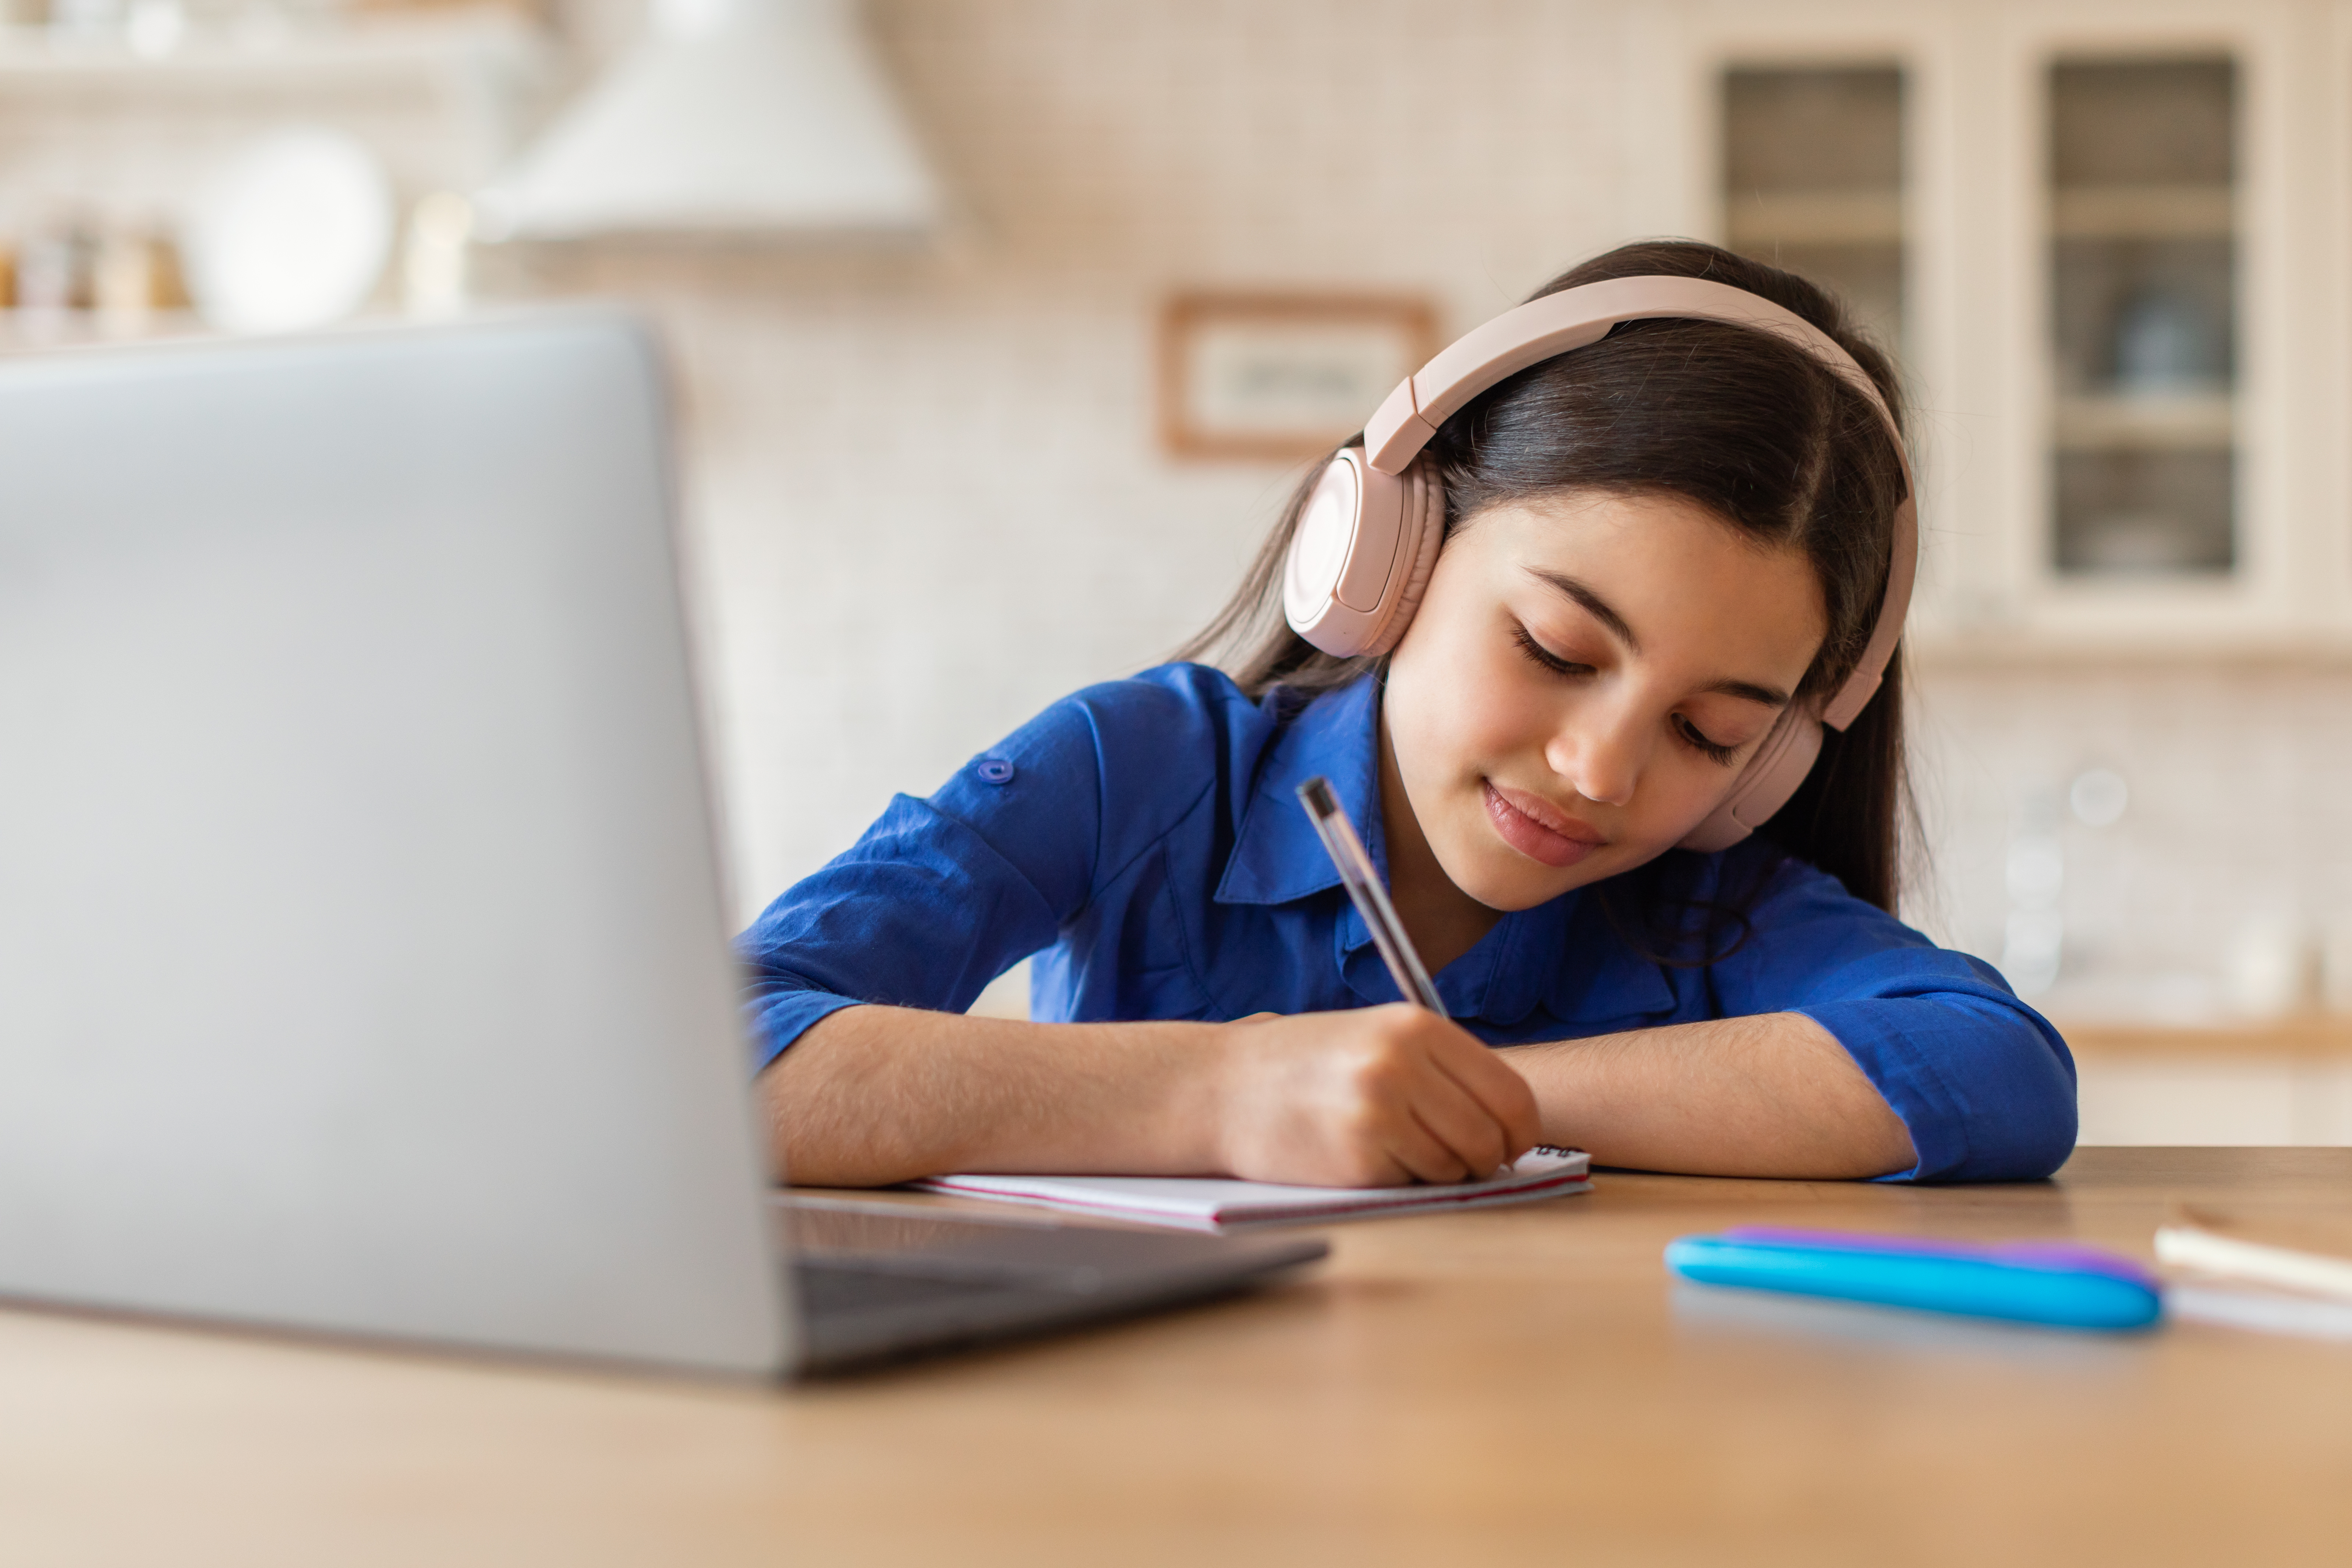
top-left (1158, 292), bottom-right (1439, 462)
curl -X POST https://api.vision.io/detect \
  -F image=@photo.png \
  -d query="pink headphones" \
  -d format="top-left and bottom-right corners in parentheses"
top-left (1281, 274), bottom-right (1918, 853)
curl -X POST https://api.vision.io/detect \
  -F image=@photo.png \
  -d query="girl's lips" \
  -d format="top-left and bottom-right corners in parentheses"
top-left (1482, 780), bottom-right (1605, 869)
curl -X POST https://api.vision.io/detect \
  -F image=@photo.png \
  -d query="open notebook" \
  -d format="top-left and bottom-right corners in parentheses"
top-left (913, 1147), bottom-right (1591, 1233)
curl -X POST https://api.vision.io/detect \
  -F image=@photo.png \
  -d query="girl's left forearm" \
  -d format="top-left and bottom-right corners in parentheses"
top-left (1501, 1013), bottom-right (1916, 1179)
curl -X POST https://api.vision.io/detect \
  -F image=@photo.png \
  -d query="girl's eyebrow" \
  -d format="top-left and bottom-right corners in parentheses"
top-left (1705, 677), bottom-right (1793, 709)
top-left (1524, 567), bottom-right (1792, 709)
top-left (1526, 568), bottom-right (1640, 650)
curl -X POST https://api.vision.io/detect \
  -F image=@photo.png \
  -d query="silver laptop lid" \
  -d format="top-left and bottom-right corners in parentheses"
top-left (0, 313), bottom-right (792, 1375)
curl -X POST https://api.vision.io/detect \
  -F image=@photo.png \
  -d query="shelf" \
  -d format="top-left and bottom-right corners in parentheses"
top-left (2051, 184), bottom-right (2233, 241)
top-left (1724, 190), bottom-right (1901, 248)
top-left (2052, 393), bottom-right (2233, 450)
top-left (1905, 622), bottom-right (2352, 671)
top-left (0, 11), bottom-right (545, 92)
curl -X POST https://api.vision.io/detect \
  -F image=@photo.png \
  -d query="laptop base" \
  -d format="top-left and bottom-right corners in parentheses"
top-left (778, 1197), bottom-right (1328, 1374)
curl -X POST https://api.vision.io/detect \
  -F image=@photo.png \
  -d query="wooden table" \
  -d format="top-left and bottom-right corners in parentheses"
top-left (3, 1148), bottom-right (2348, 1566)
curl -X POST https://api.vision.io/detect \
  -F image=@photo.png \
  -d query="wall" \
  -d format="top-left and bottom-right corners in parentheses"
top-left (1912, 662), bottom-right (2352, 1017)
top-left (514, 0), bottom-right (2352, 1045)
top-left (9, 0), bottom-right (2345, 1135)
top-left (522, 0), bottom-right (1639, 922)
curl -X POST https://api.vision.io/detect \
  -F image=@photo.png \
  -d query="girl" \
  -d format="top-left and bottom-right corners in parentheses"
top-left (740, 241), bottom-right (2077, 1189)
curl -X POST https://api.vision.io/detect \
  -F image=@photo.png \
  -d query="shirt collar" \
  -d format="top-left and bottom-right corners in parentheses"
top-left (1215, 673), bottom-right (1384, 907)
top-left (1214, 669), bottom-right (1676, 1027)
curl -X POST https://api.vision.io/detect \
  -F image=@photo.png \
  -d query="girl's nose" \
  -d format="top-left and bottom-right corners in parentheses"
top-left (1545, 710), bottom-right (1644, 808)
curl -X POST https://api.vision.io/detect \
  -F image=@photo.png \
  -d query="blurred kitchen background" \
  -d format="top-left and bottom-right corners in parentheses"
top-left (12, 0), bottom-right (2352, 1144)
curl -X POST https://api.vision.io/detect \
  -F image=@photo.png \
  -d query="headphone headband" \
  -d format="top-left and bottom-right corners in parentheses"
top-left (1361, 274), bottom-right (1916, 732)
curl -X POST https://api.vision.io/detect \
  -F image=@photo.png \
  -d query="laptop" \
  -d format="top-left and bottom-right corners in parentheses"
top-left (0, 312), bottom-right (1324, 1377)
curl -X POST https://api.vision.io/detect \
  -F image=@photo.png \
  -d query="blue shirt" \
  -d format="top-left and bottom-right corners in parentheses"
top-left (739, 665), bottom-right (2077, 1182)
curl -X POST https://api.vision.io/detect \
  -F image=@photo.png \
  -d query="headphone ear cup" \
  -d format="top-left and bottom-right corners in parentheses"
top-left (1284, 451), bottom-right (1446, 658)
top-left (1359, 461), bottom-right (1444, 657)
top-left (1677, 710), bottom-right (1824, 854)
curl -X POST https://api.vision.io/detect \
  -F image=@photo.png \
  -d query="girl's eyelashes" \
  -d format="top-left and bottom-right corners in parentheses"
top-left (1509, 623), bottom-right (1591, 677)
top-left (1675, 716), bottom-right (1742, 767)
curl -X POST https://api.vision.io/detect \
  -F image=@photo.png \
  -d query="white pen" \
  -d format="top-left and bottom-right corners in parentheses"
top-left (1295, 775), bottom-right (1446, 1013)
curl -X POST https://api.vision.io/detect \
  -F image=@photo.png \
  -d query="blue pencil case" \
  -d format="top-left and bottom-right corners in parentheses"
top-left (1664, 1226), bottom-right (2164, 1331)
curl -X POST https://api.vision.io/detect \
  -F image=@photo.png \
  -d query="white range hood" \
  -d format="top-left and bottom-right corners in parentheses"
top-left (483, 0), bottom-right (939, 240)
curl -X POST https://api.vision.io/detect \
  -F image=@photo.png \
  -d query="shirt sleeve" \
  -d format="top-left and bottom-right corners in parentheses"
top-left (732, 669), bottom-right (1233, 1069)
top-left (734, 700), bottom-right (1108, 1068)
top-left (1702, 850), bottom-right (2079, 1184)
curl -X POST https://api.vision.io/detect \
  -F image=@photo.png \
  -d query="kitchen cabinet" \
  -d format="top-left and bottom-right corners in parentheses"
top-left (1627, 0), bottom-right (2352, 659)
top-left (2063, 1018), bottom-right (2352, 1144)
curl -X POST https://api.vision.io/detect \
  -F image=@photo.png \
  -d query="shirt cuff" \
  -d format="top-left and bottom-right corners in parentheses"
top-left (745, 990), bottom-right (868, 1072)
top-left (1797, 991), bottom-right (2079, 1184)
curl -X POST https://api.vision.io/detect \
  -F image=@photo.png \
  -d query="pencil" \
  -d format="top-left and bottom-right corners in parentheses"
top-left (1295, 775), bottom-right (1446, 1012)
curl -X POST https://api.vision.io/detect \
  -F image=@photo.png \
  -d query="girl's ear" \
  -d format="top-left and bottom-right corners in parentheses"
top-left (1282, 451), bottom-right (1446, 659)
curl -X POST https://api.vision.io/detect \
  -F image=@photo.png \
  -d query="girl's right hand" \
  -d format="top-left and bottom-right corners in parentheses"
top-left (1208, 1005), bottom-right (1542, 1187)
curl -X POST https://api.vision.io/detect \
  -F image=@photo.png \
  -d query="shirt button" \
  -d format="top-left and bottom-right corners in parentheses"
top-left (976, 758), bottom-right (1016, 785)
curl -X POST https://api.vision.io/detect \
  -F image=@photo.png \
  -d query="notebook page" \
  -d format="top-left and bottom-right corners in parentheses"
top-left (912, 1147), bottom-right (1590, 1232)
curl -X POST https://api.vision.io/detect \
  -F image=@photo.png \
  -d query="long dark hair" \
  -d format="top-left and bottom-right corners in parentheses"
top-left (1174, 240), bottom-right (1914, 914)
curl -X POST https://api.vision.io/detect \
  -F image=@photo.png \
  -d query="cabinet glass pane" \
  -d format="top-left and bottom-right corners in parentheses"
top-left (1721, 65), bottom-right (1904, 351)
top-left (2047, 58), bottom-right (2236, 577)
